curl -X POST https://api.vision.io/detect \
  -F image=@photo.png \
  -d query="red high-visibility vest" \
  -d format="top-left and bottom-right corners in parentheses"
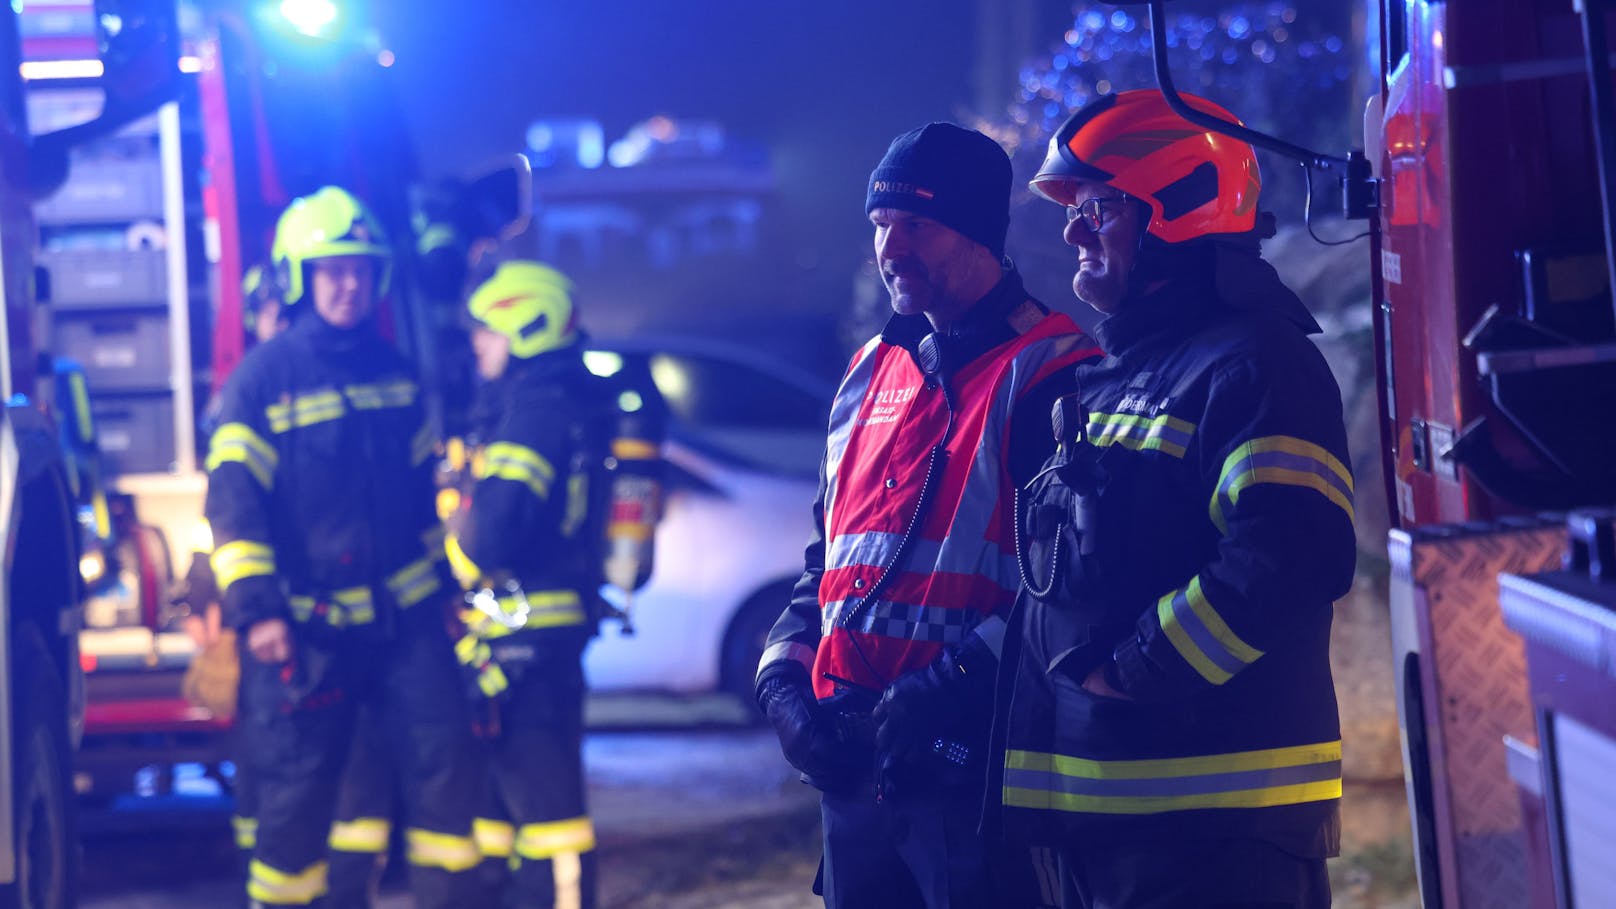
top-left (812, 311), bottom-right (1096, 699)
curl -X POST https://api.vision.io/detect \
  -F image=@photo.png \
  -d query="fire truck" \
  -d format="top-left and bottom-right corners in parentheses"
top-left (0, 0), bottom-right (185, 905)
top-left (1128, 0), bottom-right (1614, 904)
top-left (19, 0), bottom-right (527, 804)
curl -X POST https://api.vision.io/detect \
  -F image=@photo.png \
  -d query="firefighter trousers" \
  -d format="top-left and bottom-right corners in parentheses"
top-left (471, 634), bottom-right (597, 909)
top-left (1054, 837), bottom-right (1330, 908)
top-left (818, 778), bottom-right (1022, 909)
top-left (236, 623), bottom-right (481, 908)
top-left (233, 703), bottom-right (396, 909)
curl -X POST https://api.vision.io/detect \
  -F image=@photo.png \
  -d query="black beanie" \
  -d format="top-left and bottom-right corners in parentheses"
top-left (866, 123), bottom-right (1011, 259)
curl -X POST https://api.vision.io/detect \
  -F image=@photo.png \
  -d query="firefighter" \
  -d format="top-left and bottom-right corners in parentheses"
top-left (204, 186), bottom-right (481, 908)
top-left (446, 260), bottom-right (608, 909)
top-left (999, 90), bottom-right (1356, 908)
top-left (755, 123), bottom-right (1101, 907)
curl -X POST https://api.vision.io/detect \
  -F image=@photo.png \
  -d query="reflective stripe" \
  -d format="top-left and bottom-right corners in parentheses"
top-left (405, 828), bottom-right (481, 872)
top-left (329, 817), bottom-right (390, 854)
top-left (514, 816), bottom-right (595, 860)
top-left (822, 597), bottom-right (981, 646)
top-left (1210, 435), bottom-right (1354, 534)
top-left (344, 379), bottom-right (417, 410)
top-left (247, 859), bottom-right (329, 905)
top-left (289, 586), bottom-right (375, 626)
top-left (473, 818), bottom-right (515, 858)
top-left (479, 442), bottom-right (556, 500)
top-left (757, 641), bottom-right (816, 682)
top-left (411, 422), bottom-right (437, 467)
top-left (211, 540), bottom-right (275, 593)
top-left (206, 422), bottom-right (279, 488)
top-left (445, 533), bottom-right (481, 587)
top-left (825, 527), bottom-right (1019, 595)
top-left (266, 390), bottom-right (344, 433)
top-left (386, 552), bottom-right (443, 608)
top-left (454, 635), bottom-right (511, 697)
top-left (1086, 411), bottom-right (1196, 458)
top-left (820, 337), bottom-right (882, 547)
top-left (232, 814), bottom-right (257, 850)
top-left (1002, 741), bottom-right (1342, 815)
top-left (464, 590), bottom-right (586, 639)
top-left (969, 613), bottom-right (1008, 659)
top-left (1157, 576), bottom-right (1263, 685)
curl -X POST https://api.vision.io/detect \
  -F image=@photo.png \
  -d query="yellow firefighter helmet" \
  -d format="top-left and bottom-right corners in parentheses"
top-left (465, 260), bottom-right (578, 359)
top-left (270, 186), bottom-right (393, 305)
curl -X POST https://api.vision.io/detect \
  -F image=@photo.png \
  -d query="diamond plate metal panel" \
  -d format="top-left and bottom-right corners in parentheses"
top-left (1391, 519), bottom-right (1566, 909)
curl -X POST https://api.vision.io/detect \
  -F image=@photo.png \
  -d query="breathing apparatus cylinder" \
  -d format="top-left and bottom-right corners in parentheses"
top-left (601, 404), bottom-right (662, 596)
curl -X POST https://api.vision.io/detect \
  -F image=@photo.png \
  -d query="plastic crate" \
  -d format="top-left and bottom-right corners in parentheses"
top-left (37, 157), bottom-right (164, 224)
top-left (91, 395), bottom-right (175, 476)
top-left (41, 248), bottom-right (167, 308)
top-left (55, 312), bottom-right (171, 391)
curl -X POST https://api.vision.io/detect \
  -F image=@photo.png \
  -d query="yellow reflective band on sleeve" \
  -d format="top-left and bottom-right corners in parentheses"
top-left (1086, 411), bottom-right (1196, 458)
top-left (344, 380), bottom-right (418, 411)
top-left (1156, 576), bottom-right (1264, 685)
top-left (386, 551), bottom-right (444, 608)
top-left (444, 533), bottom-right (481, 588)
top-left (1210, 435), bottom-right (1354, 534)
top-left (405, 827), bottom-right (482, 872)
top-left (247, 859), bottom-right (329, 905)
top-left (211, 540), bottom-right (276, 593)
top-left (478, 442), bottom-right (555, 501)
top-left (473, 818), bottom-right (515, 858)
top-left (514, 816), bottom-right (596, 860)
top-left (266, 390), bottom-right (345, 434)
top-left (1002, 740), bottom-right (1342, 815)
top-left (411, 421), bottom-right (437, 467)
top-left (92, 491), bottom-right (111, 539)
top-left (232, 814), bottom-right (258, 850)
top-left (69, 371), bottom-right (94, 443)
top-left (207, 422), bottom-right (280, 489)
top-left (610, 437), bottom-right (659, 461)
top-left (329, 817), bottom-right (391, 854)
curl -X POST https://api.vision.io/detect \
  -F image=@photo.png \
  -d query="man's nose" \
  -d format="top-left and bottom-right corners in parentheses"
top-left (876, 228), bottom-right (907, 260)
top-left (1063, 217), bottom-right (1097, 248)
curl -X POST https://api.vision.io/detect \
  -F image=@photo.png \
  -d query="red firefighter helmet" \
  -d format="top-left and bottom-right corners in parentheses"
top-left (1030, 89), bottom-right (1261, 244)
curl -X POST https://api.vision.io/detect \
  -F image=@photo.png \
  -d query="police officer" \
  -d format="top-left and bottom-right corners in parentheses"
top-left (755, 123), bottom-right (1100, 907)
top-left (205, 186), bottom-right (481, 908)
top-left (999, 90), bottom-right (1356, 908)
top-left (446, 260), bottom-right (611, 909)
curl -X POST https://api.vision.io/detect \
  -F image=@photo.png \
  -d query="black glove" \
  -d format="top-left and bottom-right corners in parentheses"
top-left (758, 668), bottom-right (857, 788)
top-left (872, 640), bottom-right (994, 762)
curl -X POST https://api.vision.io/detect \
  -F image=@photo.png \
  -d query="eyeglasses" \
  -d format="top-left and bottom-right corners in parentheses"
top-left (1065, 197), bottom-right (1128, 233)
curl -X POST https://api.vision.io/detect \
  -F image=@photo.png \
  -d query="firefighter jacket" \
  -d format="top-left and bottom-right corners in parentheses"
top-left (448, 349), bottom-right (608, 648)
top-left (204, 313), bottom-right (450, 635)
top-left (998, 260), bottom-right (1356, 858)
top-left (756, 272), bottom-right (1101, 703)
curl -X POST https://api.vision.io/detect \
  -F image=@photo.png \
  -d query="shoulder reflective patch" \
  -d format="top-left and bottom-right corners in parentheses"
top-left (1210, 435), bottom-right (1354, 534)
top-left (1086, 411), bottom-right (1196, 458)
top-left (265, 389), bottom-right (344, 433)
top-left (345, 379), bottom-right (418, 411)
